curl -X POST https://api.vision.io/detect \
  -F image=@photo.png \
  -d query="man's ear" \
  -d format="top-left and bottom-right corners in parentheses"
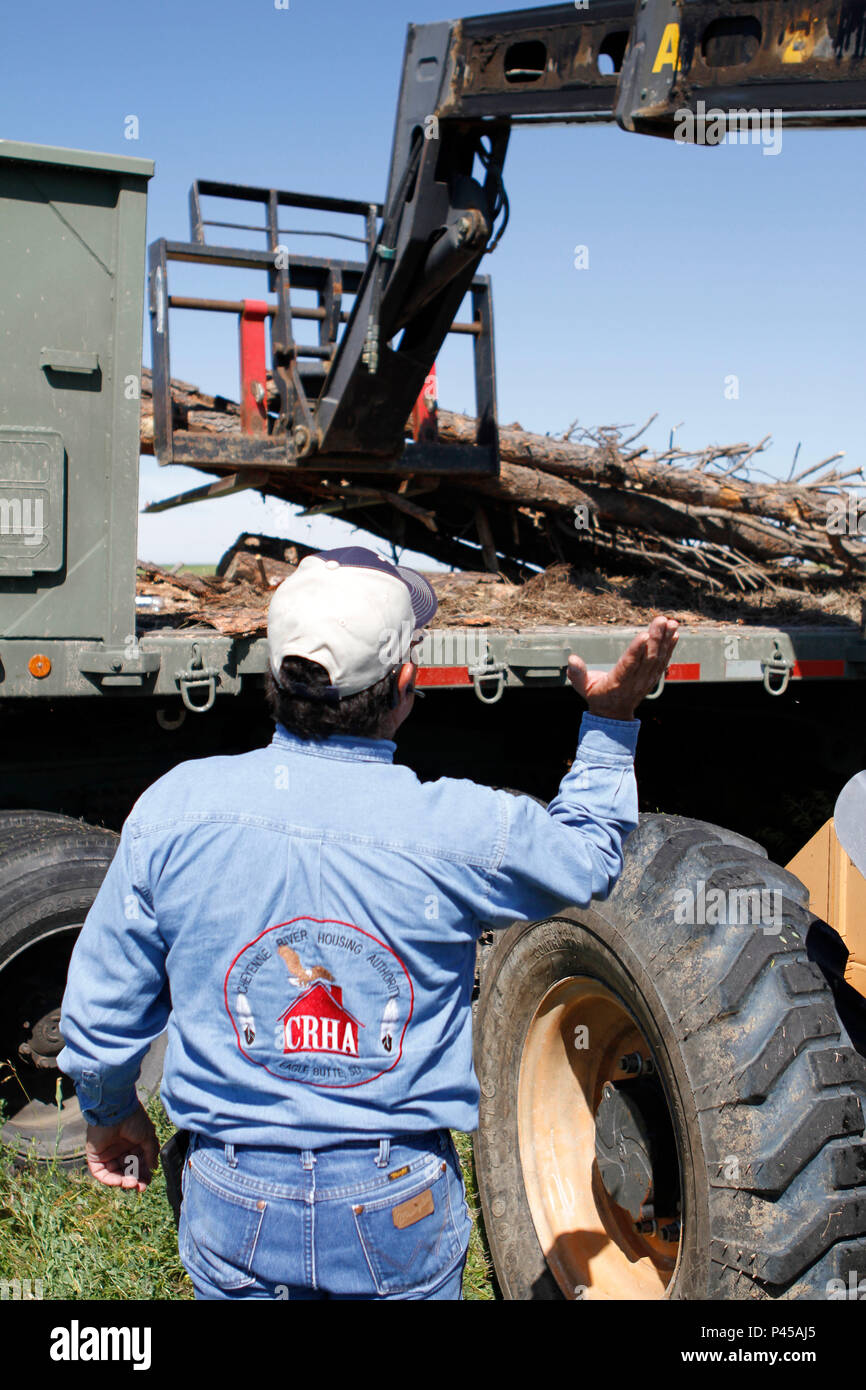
top-left (392, 661), bottom-right (417, 706)
top-left (383, 662), bottom-right (418, 733)
top-left (398, 661), bottom-right (417, 698)
top-left (388, 664), bottom-right (414, 708)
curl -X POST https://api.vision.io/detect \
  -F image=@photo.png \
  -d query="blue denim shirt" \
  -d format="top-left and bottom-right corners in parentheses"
top-left (59, 712), bottom-right (639, 1147)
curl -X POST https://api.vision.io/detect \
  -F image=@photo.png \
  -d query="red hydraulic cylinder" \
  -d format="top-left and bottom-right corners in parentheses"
top-left (239, 300), bottom-right (270, 436)
top-left (411, 364), bottom-right (438, 443)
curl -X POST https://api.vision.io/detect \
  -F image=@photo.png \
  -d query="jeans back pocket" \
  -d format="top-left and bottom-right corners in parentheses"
top-left (352, 1159), bottom-right (464, 1296)
top-left (179, 1156), bottom-right (267, 1294)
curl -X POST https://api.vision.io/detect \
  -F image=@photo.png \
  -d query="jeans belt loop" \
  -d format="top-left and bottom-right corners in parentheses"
top-left (375, 1138), bottom-right (391, 1168)
top-left (225, 1142), bottom-right (238, 1168)
top-left (301, 1148), bottom-right (316, 1171)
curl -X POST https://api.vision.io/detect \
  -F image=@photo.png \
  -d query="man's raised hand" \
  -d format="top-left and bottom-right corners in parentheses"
top-left (567, 616), bottom-right (680, 721)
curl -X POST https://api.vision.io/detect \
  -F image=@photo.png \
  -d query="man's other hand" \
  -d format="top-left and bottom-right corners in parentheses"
top-left (567, 616), bottom-right (680, 721)
top-left (85, 1101), bottom-right (159, 1191)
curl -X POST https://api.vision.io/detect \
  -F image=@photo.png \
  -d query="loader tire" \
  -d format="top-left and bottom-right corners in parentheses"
top-left (0, 813), bottom-right (163, 1168)
top-left (473, 813), bottom-right (866, 1300)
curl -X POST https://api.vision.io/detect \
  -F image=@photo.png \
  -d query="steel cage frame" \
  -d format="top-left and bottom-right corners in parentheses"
top-left (148, 179), bottom-right (500, 477)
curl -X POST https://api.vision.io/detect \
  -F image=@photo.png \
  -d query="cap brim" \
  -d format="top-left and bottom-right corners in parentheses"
top-left (395, 566), bottom-right (438, 627)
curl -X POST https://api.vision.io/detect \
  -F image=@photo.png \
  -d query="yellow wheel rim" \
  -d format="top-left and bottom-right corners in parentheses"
top-left (517, 975), bottom-right (681, 1300)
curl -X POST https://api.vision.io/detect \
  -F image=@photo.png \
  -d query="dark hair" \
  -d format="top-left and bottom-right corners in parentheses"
top-left (265, 656), bottom-right (399, 742)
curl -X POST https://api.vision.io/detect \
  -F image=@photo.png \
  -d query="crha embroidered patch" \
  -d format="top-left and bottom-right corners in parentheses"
top-left (225, 916), bottom-right (414, 1088)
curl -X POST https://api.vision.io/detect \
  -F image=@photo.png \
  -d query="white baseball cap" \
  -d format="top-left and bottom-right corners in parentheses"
top-left (267, 547), bottom-right (438, 699)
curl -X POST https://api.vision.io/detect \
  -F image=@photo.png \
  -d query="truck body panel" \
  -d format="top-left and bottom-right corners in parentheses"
top-left (0, 142), bottom-right (151, 648)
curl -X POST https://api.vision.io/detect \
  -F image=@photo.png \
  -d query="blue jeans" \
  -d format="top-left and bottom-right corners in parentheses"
top-left (178, 1129), bottom-right (472, 1300)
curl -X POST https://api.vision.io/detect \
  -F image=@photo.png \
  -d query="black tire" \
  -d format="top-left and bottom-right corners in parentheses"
top-left (0, 810), bottom-right (100, 834)
top-left (0, 812), bottom-right (164, 1168)
top-left (473, 812), bottom-right (866, 1300)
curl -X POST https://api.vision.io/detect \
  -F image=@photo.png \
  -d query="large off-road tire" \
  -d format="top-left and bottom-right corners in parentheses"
top-left (0, 813), bottom-right (163, 1167)
top-left (474, 813), bottom-right (866, 1300)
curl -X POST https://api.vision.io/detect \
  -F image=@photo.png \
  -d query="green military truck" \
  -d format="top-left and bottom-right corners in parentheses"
top-left (1, 139), bottom-right (865, 1302)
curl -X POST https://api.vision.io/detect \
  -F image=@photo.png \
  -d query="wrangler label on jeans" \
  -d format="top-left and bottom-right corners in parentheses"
top-left (225, 916), bottom-right (414, 1088)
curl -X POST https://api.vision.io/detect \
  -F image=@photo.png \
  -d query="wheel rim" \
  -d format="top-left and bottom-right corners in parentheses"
top-left (517, 975), bottom-right (682, 1300)
top-left (0, 927), bottom-right (86, 1161)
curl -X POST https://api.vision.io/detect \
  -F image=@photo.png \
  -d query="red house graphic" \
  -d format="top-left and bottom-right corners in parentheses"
top-left (279, 982), bottom-right (364, 1057)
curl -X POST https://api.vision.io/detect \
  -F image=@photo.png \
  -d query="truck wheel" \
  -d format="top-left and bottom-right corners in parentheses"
top-left (0, 814), bottom-right (163, 1168)
top-left (473, 813), bottom-right (866, 1300)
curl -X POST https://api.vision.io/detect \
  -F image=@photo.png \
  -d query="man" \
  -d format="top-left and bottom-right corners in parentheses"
top-left (59, 546), bottom-right (678, 1300)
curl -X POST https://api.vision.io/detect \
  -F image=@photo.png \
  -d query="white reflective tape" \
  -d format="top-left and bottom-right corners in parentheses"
top-left (725, 660), bottom-right (764, 680)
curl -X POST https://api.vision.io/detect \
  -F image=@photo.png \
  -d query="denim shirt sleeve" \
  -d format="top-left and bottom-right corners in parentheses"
top-left (477, 711), bottom-right (640, 928)
top-left (58, 818), bottom-right (170, 1128)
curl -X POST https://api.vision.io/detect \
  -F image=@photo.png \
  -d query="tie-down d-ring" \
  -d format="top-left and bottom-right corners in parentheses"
top-left (472, 667), bottom-right (506, 705)
top-left (177, 672), bottom-right (218, 713)
top-left (175, 644), bottom-right (221, 713)
top-left (762, 649), bottom-right (791, 697)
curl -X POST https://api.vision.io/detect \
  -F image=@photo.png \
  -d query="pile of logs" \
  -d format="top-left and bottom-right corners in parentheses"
top-left (140, 372), bottom-right (865, 599)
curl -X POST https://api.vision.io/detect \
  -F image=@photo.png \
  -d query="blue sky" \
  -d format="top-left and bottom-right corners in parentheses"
top-left (3, 0), bottom-right (864, 565)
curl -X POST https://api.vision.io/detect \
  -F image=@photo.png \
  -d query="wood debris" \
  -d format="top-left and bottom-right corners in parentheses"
top-left (140, 371), bottom-right (866, 613)
top-left (137, 537), bottom-right (866, 639)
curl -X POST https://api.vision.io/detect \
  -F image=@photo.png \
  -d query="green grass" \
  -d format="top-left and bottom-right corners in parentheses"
top-left (0, 1101), bottom-right (497, 1301)
top-left (0, 1098), bottom-right (191, 1301)
top-left (141, 563), bottom-right (217, 578)
top-left (452, 1129), bottom-right (498, 1300)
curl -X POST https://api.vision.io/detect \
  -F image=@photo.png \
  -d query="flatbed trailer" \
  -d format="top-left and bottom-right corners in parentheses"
top-left (2, 113), bottom-right (865, 1303)
top-left (2, 619), bottom-right (864, 706)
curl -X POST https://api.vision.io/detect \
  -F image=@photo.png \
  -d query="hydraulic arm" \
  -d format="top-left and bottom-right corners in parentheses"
top-left (148, 0), bottom-right (866, 486)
